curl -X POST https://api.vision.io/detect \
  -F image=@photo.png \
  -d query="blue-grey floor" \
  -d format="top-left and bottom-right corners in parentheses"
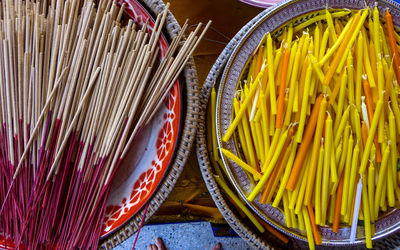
top-left (114, 221), bottom-right (250, 250)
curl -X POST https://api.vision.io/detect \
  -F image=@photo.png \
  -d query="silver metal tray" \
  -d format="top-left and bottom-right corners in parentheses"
top-left (216, 0), bottom-right (400, 246)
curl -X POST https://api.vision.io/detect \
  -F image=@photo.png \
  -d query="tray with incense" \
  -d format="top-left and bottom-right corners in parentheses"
top-left (215, 0), bottom-right (400, 248)
top-left (0, 0), bottom-right (208, 248)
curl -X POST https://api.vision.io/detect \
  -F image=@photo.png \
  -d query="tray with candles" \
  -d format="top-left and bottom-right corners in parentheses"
top-left (214, 0), bottom-right (400, 248)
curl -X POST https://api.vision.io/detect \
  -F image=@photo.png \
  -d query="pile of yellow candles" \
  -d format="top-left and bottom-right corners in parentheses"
top-left (220, 5), bottom-right (400, 249)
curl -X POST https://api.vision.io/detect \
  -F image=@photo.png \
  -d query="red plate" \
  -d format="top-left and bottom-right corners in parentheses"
top-left (100, 0), bottom-right (181, 238)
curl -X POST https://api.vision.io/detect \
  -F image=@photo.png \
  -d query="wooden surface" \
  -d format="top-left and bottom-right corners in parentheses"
top-left (150, 0), bottom-right (262, 223)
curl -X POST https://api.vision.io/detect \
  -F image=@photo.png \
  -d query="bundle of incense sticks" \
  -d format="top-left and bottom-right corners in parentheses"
top-left (0, 0), bottom-right (209, 248)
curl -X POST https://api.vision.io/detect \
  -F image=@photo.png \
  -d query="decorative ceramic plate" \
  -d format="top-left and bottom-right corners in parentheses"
top-left (100, 0), bottom-right (181, 238)
top-left (217, 0), bottom-right (400, 246)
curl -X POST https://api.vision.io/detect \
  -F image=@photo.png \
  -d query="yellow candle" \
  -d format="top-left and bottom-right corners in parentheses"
top-left (295, 156), bottom-right (311, 215)
top-left (221, 148), bottom-right (262, 179)
top-left (260, 93), bottom-right (270, 157)
top-left (254, 120), bottom-right (265, 163)
top-left (363, 35), bottom-right (377, 88)
top-left (254, 108), bottom-right (262, 122)
top-left (375, 145), bottom-right (390, 218)
top-left (233, 98), bottom-right (251, 164)
top-left (272, 141), bottom-right (299, 207)
top-left (347, 52), bottom-right (355, 105)
top-left (223, 67), bottom-right (266, 142)
top-left (369, 45), bottom-right (378, 99)
top-left (296, 65), bottom-right (312, 143)
top-left (293, 10), bottom-right (351, 33)
top-left (326, 8), bottom-right (337, 43)
top-left (387, 152), bottom-right (395, 208)
top-left (267, 33), bottom-right (277, 115)
top-left (255, 46), bottom-right (264, 75)
top-left (333, 70), bottom-right (348, 132)
top-left (380, 25), bottom-right (391, 64)
top-left (373, 6), bottom-right (382, 60)
top-left (286, 42), bottom-right (298, 87)
top-left (347, 143), bottom-right (360, 220)
top-left (314, 24), bottom-right (320, 59)
top-left (335, 9), bottom-right (369, 74)
top-left (269, 108), bottom-right (275, 136)
top-left (377, 61), bottom-right (385, 143)
top-left (298, 32), bottom-right (306, 54)
top-left (389, 110), bottom-right (398, 188)
top-left (319, 28), bottom-right (330, 60)
top-left (301, 33), bottom-right (311, 63)
top-left (264, 128), bottom-right (281, 172)
top-left (249, 122), bottom-right (262, 163)
top-left (275, 51), bottom-right (284, 87)
top-left (249, 88), bottom-right (260, 121)
top-left (341, 134), bottom-right (354, 216)
top-left (338, 125), bottom-right (351, 180)
top-left (305, 98), bottom-right (327, 205)
top-left (335, 18), bottom-right (344, 33)
top-left (283, 191), bottom-right (292, 228)
top-left (335, 142), bottom-right (342, 169)
top-left (242, 110), bottom-right (257, 168)
top-left (321, 115), bottom-right (332, 225)
top-left (288, 192), bottom-right (298, 228)
top-left (334, 106), bottom-right (350, 147)
top-left (289, 152), bottom-right (310, 209)
top-left (330, 142), bottom-right (339, 189)
top-left (248, 130), bottom-right (288, 201)
top-left (287, 23), bottom-right (294, 47)
top-left (359, 99), bottom-right (383, 174)
top-left (310, 74), bottom-right (317, 101)
top-left (211, 88), bottom-right (219, 162)
top-left (303, 206), bottom-right (315, 250)
top-left (293, 81), bottom-right (299, 113)
top-left (355, 34), bottom-right (364, 112)
top-left (309, 54), bottom-right (325, 83)
top-left (319, 16), bottom-right (353, 65)
top-left (368, 162), bottom-right (375, 223)
top-left (361, 173), bottom-right (373, 249)
top-left (337, 48), bottom-right (350, 75)
top-left (215, 175), bottom-right (265, 233)
top-left (315, 144), bottom-right (324, 225)
top-left (384, 62), bottom-right (393, 116)
top-left (297, 210), bottom-right (305, 232)
top-left (274, 48), bottom-right (282, 76)
top-left (328, 70), bottom-right (344, 105)
top-left (328, 192), bottom-right (336, 224)
top-left (353, 108), bottom-right (364, 154)
top-left (261, 51), bottom-right (269, 92)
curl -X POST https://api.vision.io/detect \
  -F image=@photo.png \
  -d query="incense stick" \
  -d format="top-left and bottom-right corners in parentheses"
top-left (0, 0), bottom-right (209, 248)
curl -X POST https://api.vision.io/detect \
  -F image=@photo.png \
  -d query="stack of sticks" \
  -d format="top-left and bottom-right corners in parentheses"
top-left (0, 0), bottom-right (209, 248)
